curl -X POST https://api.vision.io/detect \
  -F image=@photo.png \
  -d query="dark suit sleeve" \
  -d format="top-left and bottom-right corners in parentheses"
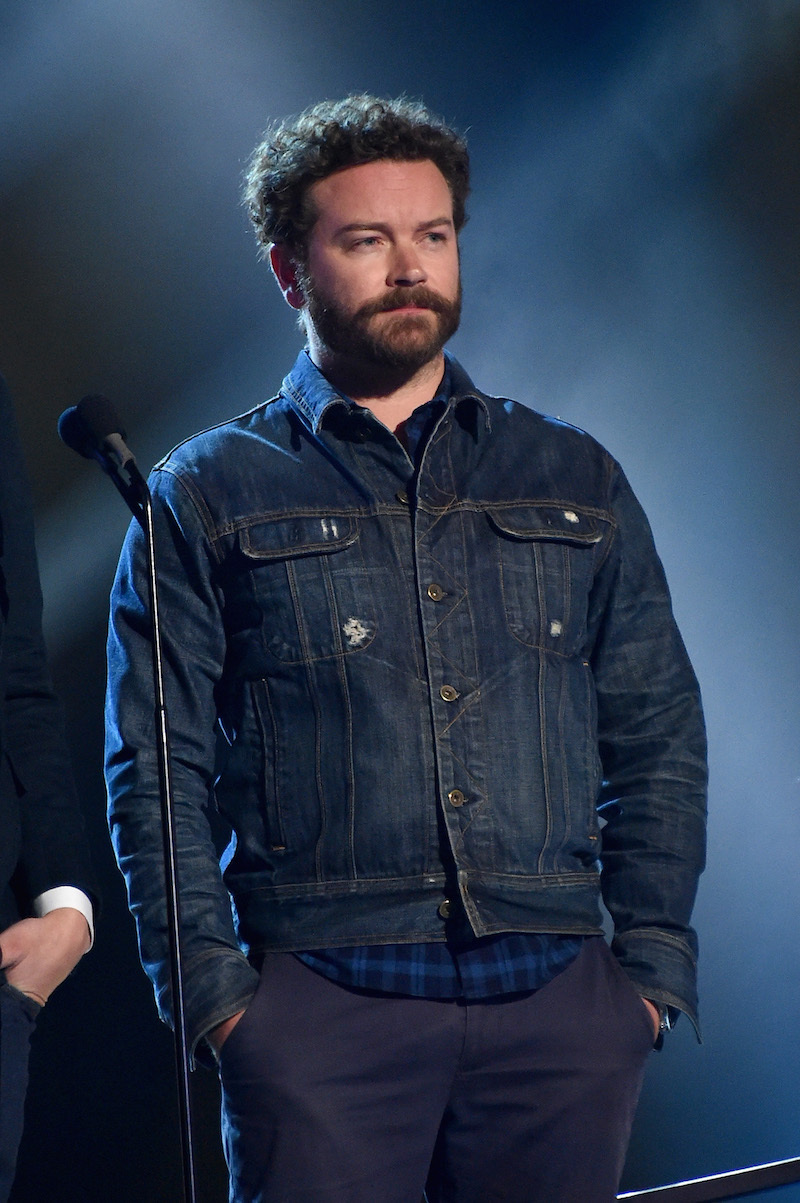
top-left (0, 376), bottom-right (96, 913)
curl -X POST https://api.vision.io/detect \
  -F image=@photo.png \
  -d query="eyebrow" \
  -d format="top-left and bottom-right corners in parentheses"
top-left (335, 217), bottom-right (455, 237)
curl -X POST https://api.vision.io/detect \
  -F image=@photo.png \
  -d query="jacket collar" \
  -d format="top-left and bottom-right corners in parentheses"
top-left (282, 349), bottom-right (491, 435)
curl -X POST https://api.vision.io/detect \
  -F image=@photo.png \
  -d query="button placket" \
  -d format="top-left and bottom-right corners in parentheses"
top-left (413, 455), bottom-right (484, 886)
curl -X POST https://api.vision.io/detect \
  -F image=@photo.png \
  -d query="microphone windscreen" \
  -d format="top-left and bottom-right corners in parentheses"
top-left (57, 405), bottom-right (95, 458)
top-left (75, 394), bottom-right (127, 444)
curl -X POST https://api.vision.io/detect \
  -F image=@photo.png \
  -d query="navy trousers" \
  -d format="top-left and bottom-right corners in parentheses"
top-left (218, 937), bottom-right (654, 1203)
top-left (0, 978), bottom-right (39, 1203)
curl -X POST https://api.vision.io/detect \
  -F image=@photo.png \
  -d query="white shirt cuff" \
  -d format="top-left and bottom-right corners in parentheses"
top-left (33, 887), bottom-right (95, 948)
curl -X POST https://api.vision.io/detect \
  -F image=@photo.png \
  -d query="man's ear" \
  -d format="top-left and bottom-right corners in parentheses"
top-left (269, 244), bottom-right (306, 311)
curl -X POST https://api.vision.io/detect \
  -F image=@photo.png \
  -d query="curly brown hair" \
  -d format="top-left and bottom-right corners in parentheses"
top-left (243, 94), bottom-right (470, 259)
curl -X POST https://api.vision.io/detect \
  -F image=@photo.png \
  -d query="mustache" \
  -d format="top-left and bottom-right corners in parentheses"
top-left (356, 286), bottom-right (456, 319)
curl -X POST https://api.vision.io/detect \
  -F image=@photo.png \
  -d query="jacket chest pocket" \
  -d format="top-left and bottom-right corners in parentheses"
top-left (488, 505), bottom-right (608, 656)
top-left (239, 514), bottom-right (377, 664)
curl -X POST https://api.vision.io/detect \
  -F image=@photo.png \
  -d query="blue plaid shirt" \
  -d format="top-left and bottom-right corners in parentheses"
top-left (296, 932), bottom-right (583, 998)
top-left (296, 369), bottom-right (583, 1000)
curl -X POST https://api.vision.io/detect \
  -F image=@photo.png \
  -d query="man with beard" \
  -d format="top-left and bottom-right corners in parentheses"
top-left (106, 95), bottom-right (707, 1202)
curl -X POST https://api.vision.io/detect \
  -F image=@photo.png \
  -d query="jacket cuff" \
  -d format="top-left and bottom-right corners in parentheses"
top-left (611, 927), bottom-right (700, 1040)
top-left (155, 947), bottom-right (261, 1068)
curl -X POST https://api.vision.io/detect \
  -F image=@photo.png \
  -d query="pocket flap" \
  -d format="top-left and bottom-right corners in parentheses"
top-left (239, 515), bottom-right (358, 562)
top-left (488, 504), bottom-right (606, 545)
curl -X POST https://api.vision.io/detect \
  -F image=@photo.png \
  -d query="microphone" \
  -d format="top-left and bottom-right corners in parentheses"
top-left (58, 394), bottom-right (197, 1194)
top-left (58, 394), bottom-right (138, 474)
top-left (58, 394), bottom-right (147, 522)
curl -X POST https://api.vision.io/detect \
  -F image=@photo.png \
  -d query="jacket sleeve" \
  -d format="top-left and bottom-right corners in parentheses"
top-left (0, 376), bottom-right (96, 914)
top-left (589, 461), bottom-right (707, 1036)
top-left (105, 463), bottom-right (259, 1058)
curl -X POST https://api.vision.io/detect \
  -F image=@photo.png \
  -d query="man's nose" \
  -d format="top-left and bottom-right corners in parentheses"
top-left (388, 245), bottom-right (426, 287)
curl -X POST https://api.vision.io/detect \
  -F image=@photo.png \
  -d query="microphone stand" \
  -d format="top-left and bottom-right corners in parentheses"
top-left (92, 454), bottom-right (198, 1203)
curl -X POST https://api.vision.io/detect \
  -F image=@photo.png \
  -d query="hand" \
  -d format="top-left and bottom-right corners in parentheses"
top-left (0, 909), bottom-right (91, 1006)
top-left (641, 997), bottom-right (661, 1042)
top-left (207, 1009), bottom-right (246, 1058)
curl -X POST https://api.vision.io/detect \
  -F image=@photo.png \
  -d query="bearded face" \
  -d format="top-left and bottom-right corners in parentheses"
top-left (280, 160), bottom-right (463, 383)
top-left (301, 276), bottom-right (462, 374)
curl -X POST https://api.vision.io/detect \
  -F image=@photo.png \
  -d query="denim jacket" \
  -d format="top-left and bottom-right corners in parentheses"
top-left (105, 351), bottom-right (707, 1056)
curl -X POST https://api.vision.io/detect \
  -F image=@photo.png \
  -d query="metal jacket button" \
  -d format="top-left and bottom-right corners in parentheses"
top-left (426, 583), bottom-right (445, 601)
top-left (438, 899), bottom-right (451, 919)
top-left (440, 685), bottom-right (459, 702)
top-left (396, 489), bottom-right (409, 504)
top-left (448, 789), bottom-right (466, 807)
